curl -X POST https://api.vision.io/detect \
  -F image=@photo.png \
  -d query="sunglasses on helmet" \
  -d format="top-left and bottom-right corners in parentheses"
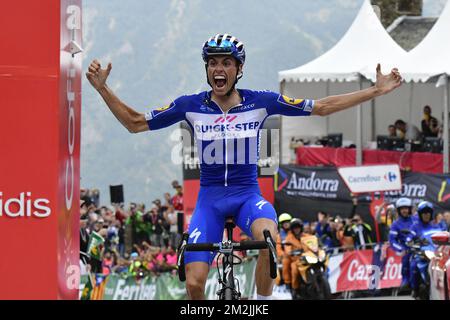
top-left (205, 39), bottom-right (236, 55)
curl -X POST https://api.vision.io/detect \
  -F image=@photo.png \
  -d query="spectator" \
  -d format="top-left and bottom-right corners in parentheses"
top-left (394, 119), bottom-right (421, 141)
top-left (310, 221), bottom-right (318, 235)
top-left (289, 137), bottom-right (304, 164)
top-left (388, 124), bottom-right (397, 137)
top-left (91, 189), bottom-right (100, 207)
top-left (80, 215), bottom-right (90, 265)
top-left (327, 216), bottom-right (341, 248)
top-left (336, 217), bottom-right (354, 250)
top-left (163, 192), bottom-right (172, 207)
top-left (421, 105), bottom-right (439, 138)
top-left (441, 211), bottom-right (450, 231)
top-left (165, 246), bottom-right (178, 268)
top-left (114, 204), bottom-right (128, 225)
top-left (375, 202), bottom-right (395, 242)
top-left (314, 211), bottom-right (334, 248)
top-left (149, 206), bottom-right (166, 247)
top-left (112, 257), bottom-right (130, 273)
top-left (116, 219), bottom-right (126, 257)
top-left (303, 222), bottom-right (312, 235)
top-left (164, 205), bottom-right (181, 248)
top-left (102, 251), bottom-right (115, 275)
top-left (128, 203), bottom-right (142, 245)
top-left (172, 184), bottom-right (184, 213)
top-left (152, 199), bottom-right (163, 214)
top-left (435, 212), bottom-right (444, 226)
top-left (347, 214), bottom-right (373, 249)
top-left (106, 220), bottom-right (120, 253)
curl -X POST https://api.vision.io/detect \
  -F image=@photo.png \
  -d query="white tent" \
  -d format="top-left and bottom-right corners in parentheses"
top-left (360, 1), bottom-right (450, 171)
top-left (278, 0), bottom-right (450, 172)
top-left (279, 0), bottom-right (406, 83)
top-left (278, 0), bottom-right (407, 165)
top-left (362, 0), bottom-right (450, 83)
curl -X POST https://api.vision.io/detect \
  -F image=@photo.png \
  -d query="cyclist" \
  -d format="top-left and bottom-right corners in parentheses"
top-left (86, 33), bottom-right (402, 300)
top-left (389, 197), bottom-right (415, 288)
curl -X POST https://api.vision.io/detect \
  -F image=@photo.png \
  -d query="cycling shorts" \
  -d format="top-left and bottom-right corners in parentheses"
top-left (184, 184), bottom-right (277, 265)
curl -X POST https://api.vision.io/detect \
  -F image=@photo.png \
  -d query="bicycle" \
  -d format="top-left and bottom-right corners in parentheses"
top-left (177, 217), bottom-right (277, 300)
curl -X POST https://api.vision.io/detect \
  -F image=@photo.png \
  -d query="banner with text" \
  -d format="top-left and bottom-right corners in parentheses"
top-left (81, 259), bottom-right (257, 300)
top-left (328, 247), bottom-right (402, 293)
top-left (275, 165), bottom-right (450, 221)
top-left (338, 164), bottom-right (402, 193)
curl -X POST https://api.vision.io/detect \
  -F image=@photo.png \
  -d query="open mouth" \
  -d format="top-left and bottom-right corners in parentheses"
top-left (214, 75), bottom-right (227, 89)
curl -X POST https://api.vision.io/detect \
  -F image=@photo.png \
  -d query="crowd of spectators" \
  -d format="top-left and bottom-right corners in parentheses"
top-left (297, 210), bottom-right (375, 253)
top-left (80, 180), bottom-right (184, 278)
top-left (280, 197), bottom-right (450, 255)
top-left (287, 105), bottom-right (444, 164)
top-left (386, 105), bottom-right (442, 141)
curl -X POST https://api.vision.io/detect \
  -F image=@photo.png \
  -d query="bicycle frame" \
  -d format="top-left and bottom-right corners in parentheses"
top-left (177, 219), bottom-right (277, 300)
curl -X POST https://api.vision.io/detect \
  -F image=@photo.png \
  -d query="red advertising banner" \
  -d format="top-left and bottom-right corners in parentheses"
top-left (336, 249), bottom-right (374, 292)
top-left (378, 248), bottom-right (403, 289)
top-left (0, 0), bottom-right (81, 299)
top-left (329, 247), bottom-right (402, 293)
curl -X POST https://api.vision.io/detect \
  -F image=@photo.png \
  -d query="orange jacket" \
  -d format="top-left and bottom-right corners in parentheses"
top-left (284, 232), bottom-right (304, 255)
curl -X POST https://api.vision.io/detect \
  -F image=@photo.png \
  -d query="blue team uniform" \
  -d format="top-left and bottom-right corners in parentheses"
top-left (389, 215), bottom-right (415, 286)
top-left (407, 221), bottom-right (445, 289)
top-left (145, 89), bottom-right (314, 264)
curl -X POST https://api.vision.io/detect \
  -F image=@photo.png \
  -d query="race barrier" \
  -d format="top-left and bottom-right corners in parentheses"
top-left (80, 259), bottom-right (257, 300)
top-left (328, 245), bottom-right (402, 293)
top-left (80, 246), bottom-right (403, 299)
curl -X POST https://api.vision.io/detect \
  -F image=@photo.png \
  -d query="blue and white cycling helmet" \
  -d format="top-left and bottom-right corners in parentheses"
top-left (417, 201), bottom-right (434, 220)
top-left (202, 34), bottom-right (246, 65)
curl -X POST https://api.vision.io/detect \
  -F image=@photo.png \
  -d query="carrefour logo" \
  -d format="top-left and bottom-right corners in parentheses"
top-left (384, 172), bottom-right (397, 182)
top-left (349, 172), bottom-right (397, 183)
top-left (348, 175), bottom-right (382, 183)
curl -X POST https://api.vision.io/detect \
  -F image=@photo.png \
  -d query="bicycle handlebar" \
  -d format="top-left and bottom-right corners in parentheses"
top-left (184, 240), bottom-right (268, 252)
top-left (177, 229), bottom-right (278, 282)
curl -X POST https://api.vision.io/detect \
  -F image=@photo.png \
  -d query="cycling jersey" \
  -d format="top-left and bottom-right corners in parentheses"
top-left (145, 89), bottom-right (314, 186)
top-left (145, 89), bottom-right (314, 264)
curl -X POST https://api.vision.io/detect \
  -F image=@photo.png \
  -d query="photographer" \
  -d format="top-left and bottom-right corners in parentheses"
top-left (346, 215), bottom-right (373, 250)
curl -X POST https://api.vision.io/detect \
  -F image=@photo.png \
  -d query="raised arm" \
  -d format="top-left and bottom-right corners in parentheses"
top-left (312, 64), bottom-right (402, 116)
top-left (86, 59), bottom-right (149, 133)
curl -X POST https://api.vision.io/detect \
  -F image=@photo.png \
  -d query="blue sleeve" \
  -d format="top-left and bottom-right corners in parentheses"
top-left (439, 221), bottom-right (448, 231)
top-left (262, 91), bottom-right (315, 117)
top-left (388, 223), bottom-right (403, 252)
top-left (406, 224), bottom-right (418, 242)
top-left (144, 96), bottom-right (187, 130)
